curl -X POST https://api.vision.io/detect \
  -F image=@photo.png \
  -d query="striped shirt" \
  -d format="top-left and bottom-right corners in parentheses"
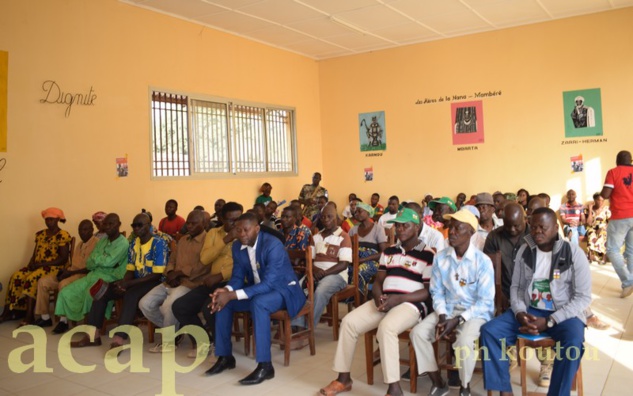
top-left (430, 243), bottom-right (495, 322)
top-left (312, 227), bottom-right (352, 281)
top-left (379, 241), bottom-right (435, 313)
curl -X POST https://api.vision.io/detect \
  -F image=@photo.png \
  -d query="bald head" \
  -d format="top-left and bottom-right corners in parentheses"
top-left (526, 196), bottom-right (546, 217)
top-left (503, 202), bottom-right (526, 237)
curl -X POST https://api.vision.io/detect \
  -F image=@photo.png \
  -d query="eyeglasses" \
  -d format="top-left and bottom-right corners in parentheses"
top-left (130, 222), bottom-right (145, 228)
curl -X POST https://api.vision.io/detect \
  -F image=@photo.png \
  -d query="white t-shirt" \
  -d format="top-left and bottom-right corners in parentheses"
top-left (378, 212), bottom-right (398, 229)
top-left (529, 248), bottom-right (555, 311)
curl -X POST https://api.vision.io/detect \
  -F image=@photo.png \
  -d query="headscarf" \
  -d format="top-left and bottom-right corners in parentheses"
top-left (41, 207), bottom-right (66, 221)
top-left (355, 202), bottom-right (375, 218)
top-left (92, 211), bottom-right (107, 222)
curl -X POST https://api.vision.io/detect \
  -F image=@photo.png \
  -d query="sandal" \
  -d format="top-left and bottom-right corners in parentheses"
top-left (319, 380), bottom-right (352, 396)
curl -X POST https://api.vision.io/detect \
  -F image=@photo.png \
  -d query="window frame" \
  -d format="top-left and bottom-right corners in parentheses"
top-left (148, 87), bottom-right (299, 180)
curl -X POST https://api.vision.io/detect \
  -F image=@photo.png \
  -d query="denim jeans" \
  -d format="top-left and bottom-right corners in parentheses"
top-left (138, 283), bottom-right (191, 329)
top-left (564, 225), bottom-right (586, 245)
top-left (292, 273), bottom-right (347, 328)
top-left (606, 218), bottom-right (633, 288)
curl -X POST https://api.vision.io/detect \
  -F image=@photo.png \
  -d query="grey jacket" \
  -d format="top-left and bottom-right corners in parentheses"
top-left (510, 234), bottom-right (591, 325)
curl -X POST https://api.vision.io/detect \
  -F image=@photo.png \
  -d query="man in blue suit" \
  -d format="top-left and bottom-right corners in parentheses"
top-left (205, 212), bottom-right (306, 385)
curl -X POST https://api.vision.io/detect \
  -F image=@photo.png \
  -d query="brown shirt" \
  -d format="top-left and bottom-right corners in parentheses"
top-left (165, 230), bottom-right (207, 289)
top-left (69, 236), bottom-right (99, 271)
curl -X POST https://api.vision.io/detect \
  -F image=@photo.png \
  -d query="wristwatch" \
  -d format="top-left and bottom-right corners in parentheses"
top-left (457, 315), bottom-right (466, 325)
top-left (547, 316), bottom-right (556, 328)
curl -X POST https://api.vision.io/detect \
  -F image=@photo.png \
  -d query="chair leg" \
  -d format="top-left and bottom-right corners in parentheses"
top-left (409, 341), bottom-right (417, 393)
top-left (283, 317), bottom-right (292, 367)
top-left (365, 333), bottom-right (374, 385)
top-left (244, 314), bottom-right (251, 356)
top-left (148, 322), bottom-right (155, 344)
top-left (308, 312), bottom-right (316, 356)
top-left (332, 298), bottom-right (340, 341)
top-left (575, 363), bottom-right (583, 395)
top-left (518, 339), bottom-right (528, 396)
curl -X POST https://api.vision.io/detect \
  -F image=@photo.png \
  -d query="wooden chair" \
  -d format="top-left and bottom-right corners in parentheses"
top-left (269, 246), bottom-right (316, 366)
top-left (100, 299), bottom-right (156, 343)
top-left (489, 252), bottom-right (509, 316)
top-left (49, 237), bottom-right (76, 323)
top-left (516, 336), bottom-right (583, 396)
top-left (231, 312), bottom-right (252, 356)
top-left (321, 234), bottom-right (361, 341)
top-left (365, 328), bottom-right (418, 393)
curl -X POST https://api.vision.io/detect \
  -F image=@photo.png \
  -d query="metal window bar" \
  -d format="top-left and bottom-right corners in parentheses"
top-left (151, 92), bottom-right (189, 176)
top-left (191, 100), bottom-right (229, 173)
top-left (231, 104), bottom-right (265, 173)
top-left (266, 108), bottom-right (292, 172)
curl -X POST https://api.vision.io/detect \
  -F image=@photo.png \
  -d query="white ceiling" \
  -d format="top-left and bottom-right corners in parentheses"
top-left (122, 0), bottom-right (633, 60)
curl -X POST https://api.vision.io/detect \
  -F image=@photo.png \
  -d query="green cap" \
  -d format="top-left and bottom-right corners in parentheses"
top-left (428, 196), bottom-right (457, 212)
top-left (387, 208), bottom-right (420, 225)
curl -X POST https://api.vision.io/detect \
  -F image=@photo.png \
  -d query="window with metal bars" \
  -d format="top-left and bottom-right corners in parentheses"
top-left (151, 90), bottom-right (296, 178)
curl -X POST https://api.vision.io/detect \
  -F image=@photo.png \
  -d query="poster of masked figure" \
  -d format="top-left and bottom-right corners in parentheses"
top-left (359, 111), bottom-right (386, 152)
top-left (451, 100), bottom-right (484, 145)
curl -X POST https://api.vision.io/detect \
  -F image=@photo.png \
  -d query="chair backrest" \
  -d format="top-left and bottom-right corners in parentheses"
top-left (386, 226), bottom-right (396, 245)
top-left (351, 234), bottom-right (360, 305)
top-left (287, 247), bottom-right (314, 306)
top-left (67, 236), bottom-right (76, 268)
top-left (488, 251), bottom-right (508, 315)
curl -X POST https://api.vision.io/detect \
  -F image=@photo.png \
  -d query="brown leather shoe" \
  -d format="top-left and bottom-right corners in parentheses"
top-left (70, 335), bottom-right (102, 348)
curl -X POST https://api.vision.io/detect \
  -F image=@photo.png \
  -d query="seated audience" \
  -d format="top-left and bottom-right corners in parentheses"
top-left (53, 213), bottom-right (128, 333)
top-left (34, 219), bottom-right (98, 327)
top-left (378, 195), bottom-right (399, 230)
top-left (291, 199), bottom-right (313, 228)
top-left (427, 197), bottom-right (457, 239)
top-left (517, 188), bottom-right (530, 210)
top-left (302, 203), bottom-right (352, 328)
top-left (481, 207), bottom-right (591, 396)
top-left (72, 212), bottom-right (168, 348)
top-left (205, 212), bottom-right (305, 385)
top-left (404, 202), bottom-right (446, 254)
top-left (1, 207), bottom-right (71, 325)
top-left (370, 193), bottom-right (384, 222)
top-left (455, 192), bottom-right (467, 210)
top-left (139, 210), bottom-right (207, 352)
top-left (559, 189), bottom-right (586, 245)
top-left (422, 194), bottom-right (434, 218)
top-left (348, 202), bottom-right (388, 298)
top-left (262, 200), bottom-right (281, 230)
top-left (411, 209), bottom-right (494, 396)
top-left (341, 198), bottom-right (361, 233)
top-left (319, 208), bottom-right (433, 396)
top-left (585, 192), bottom-right (610, 264)
top-left (209, 199), bottom-right (226, 229)
top-left (172, 203), bottom-right (243, 357)
top-left (492, 192), bottom-right (506, 227)
top-left (92, 211), bottom-right (108, 239)
top-left (311, 195), bottom-right (329, 232)
top-left (342, 193), bottom-right (357, 219)
top-left (255, 182), bottom-right (273, 205)
top-left (158, 199), bottom-right (186, 238)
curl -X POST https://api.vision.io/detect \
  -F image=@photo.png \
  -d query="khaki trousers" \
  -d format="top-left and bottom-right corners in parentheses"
top-left (332, 300), bottom-right (421, 384)
top-left (34, 273), bottom-right (85, 315)
top-left (410, 311), bottom-right (485, 387)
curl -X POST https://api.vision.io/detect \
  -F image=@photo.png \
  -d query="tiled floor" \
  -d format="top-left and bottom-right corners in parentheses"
top-left (1, 263), bottom-right (631, 395)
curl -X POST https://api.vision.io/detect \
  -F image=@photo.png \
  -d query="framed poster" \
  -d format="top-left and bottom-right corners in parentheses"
top-left (359, 111), bottom-right (386, 151)
top-left (451, 100), bottom-right (484, 145)
top-left (563, 88), bottom-right (603, 138)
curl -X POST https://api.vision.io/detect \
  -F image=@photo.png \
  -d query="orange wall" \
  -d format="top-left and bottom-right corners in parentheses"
top-left (0, 0), bottom-right (322, 300)
top-left (318, 8), bottom-right (633, 208)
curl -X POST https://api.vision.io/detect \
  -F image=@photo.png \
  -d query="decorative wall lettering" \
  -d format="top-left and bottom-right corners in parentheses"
top-left (415, 90), bottom-right (502, 105)
top-left (39, 80), bottom-right (97, 117)
top-left (0, 157), bottom-right (6, 182)
top-left (560, 138), bottom-right (607, 145)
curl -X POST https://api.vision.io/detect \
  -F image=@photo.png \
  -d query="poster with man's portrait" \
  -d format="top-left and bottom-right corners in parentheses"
top-left (451, 100), bottom-right (484, 145)
top-left (563, 88), bottom-right (603, 138)
top-left (359, 111), bottom-right (386, 152)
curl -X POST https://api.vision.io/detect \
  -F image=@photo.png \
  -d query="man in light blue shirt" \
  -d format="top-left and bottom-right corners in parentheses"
top-left (411, 209), bottom-right (495, 396)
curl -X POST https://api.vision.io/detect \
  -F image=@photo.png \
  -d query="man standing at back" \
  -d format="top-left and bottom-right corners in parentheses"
top-left (206, 212), bottom-right (305, 385)
top-left (601, 150), bottom-right (633, 298)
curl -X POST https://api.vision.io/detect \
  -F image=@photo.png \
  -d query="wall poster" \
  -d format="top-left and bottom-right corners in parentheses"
top-left (562, 88), bottom-right (603, 138)
top-left (451, 100), bottom-right (484, 145)
top-left (359, 111), bottom-right (386, 152)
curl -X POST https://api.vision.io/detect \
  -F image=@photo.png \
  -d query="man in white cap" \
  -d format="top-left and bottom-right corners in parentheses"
top-left (410, 209), bottom-right (495, 396)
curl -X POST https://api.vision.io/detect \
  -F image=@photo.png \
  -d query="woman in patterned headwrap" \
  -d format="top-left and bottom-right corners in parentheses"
top-left (348, 202), bottom-right (389, 300)
top-left (0, 208), bottom-right (71, 324)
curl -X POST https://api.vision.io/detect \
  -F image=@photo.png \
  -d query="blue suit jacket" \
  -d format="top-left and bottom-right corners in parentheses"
top-left (228, 231), bottom-right (306, 318)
